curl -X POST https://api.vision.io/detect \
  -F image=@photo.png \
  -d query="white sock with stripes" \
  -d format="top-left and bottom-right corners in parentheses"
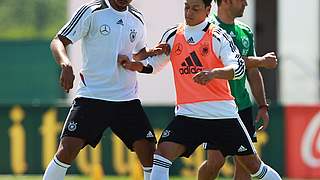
top-left (150, 154), bottom-right (172, 180)
top-left (251, 162), bottom-right (282, 180)
top-left (143, 167), bottom-right (152, 180)
top-left (43, 156), bottom-right (71, 180)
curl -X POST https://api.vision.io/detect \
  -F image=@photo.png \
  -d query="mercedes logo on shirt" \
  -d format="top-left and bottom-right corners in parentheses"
top-left (100, 24), bottom-right (111, 36)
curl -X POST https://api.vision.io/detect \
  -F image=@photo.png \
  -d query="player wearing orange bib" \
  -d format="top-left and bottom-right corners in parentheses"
top-left (119, 0), bottom-right (282, 179)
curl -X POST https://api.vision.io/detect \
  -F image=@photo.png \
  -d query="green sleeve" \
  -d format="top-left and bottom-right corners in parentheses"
top-left (247, 28), bottom-right (256, 56)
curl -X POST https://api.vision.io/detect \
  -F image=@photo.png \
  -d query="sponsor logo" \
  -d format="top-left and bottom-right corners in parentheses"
top-left (301, 111), bottom-right (320, 167)
top-left (116, 19), bottom-right (124, 26)
top-left (187, 37), bottom-right (195, 43)
top-left (230, 31), bottom-right (236, 37)
top-left (161, 130), bottom-right (171, 138)
top-left (174, 43), bottom-right (183, 55)
top-left (129, 29), bottom-right (137, 43)
top-left (100, 24), bottom-right (111, 36)
top-left (68, 121), bottom-right (77, 132)
top-left (237, 145), bottom-right (248, 152)
top-left (179, 51), bottom-right (204, 75)
top-left (146, 131), bottom-right (154, 138)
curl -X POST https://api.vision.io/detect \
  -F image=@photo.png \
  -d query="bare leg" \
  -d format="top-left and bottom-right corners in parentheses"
top-left (43, 137), bottom-right (85, 180)
top-left (56, 137), bottom-right (85, 164)
top-left (198, 150), bottom-right (225, 180)
top-left (133, 139), bottom-right (156, 167)
top-left (233, 156), bottom-right (251, 180)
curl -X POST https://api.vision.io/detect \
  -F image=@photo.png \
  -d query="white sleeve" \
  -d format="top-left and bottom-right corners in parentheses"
top-left (133, 24), bottom-right (147, 54)
top-left (144, 55), bottom-right (170, 74)
top-left (58, 3), bottom-right (97, 43)
top-left (212, 27), bottom-right (245, 80)
top-left (141, 26), bottom-right (177, 73)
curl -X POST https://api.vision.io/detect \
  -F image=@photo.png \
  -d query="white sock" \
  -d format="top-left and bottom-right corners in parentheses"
top-left (43, 156), bottom-right (71, 180)
top-left (150, 154), bottom-right (172, 180)
top-left (143, 167), bottom-right (152, 180)
top-left (251, 162), bottom-right (282, 180)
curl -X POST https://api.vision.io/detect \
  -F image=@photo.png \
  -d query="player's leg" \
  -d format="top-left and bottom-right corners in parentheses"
top-left (43, 137), bottom-right (85, 180)
top-left (150, 141), bottom-right (186, 180)
top-left (110, 99), bottom-right (156, 180)
top-left (150, 115), bottom-right (205, 180)
top-left (43, 98), bottom-right (108, 180)
top-left (228, 116), bottom-right (282, 180)
top-left (234, 107), bottom-right (257, 180)
top-left (236, 155), bottom-right (281, 180)
top-left (198, 149), bottom-right (225, 180)
top-left (233, 157), bottom-right (251, 180)
top-left (133, 139), bottom-right (156, 180)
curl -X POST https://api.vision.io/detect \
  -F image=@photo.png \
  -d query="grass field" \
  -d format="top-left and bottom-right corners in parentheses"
top-left (0, 176), bottom-right (225, 180)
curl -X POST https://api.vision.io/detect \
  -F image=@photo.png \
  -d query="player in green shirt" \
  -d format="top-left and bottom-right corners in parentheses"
top-left (198, 0), bottom-right (278, 180)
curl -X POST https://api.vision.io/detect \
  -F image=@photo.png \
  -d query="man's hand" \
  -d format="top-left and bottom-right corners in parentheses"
top-left (256, 106), bottom-right (270, 131)
top-left (192, 70), bottom-right (215, 85)
top-left (118, 54), bottom-right (143, 72)
top-left (148, 43), bottom-right (171, 57)
top-left (60, 63), bottom-right (75, 93)
top-left (260, 52), bottom-right (278, 69)
top-left (118, 54), bottom-right (130, 66)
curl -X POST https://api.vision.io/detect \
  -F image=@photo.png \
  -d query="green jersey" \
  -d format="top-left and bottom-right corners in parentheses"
top-left (209, 14), bottom-right (256, 110)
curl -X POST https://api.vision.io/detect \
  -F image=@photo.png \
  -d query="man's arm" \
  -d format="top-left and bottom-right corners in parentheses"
top-left (192, 66), bottom-right (236, 85)
top-left (244, 52), bottom-right (278, 69)
top-left (193, 26), bottom-right (246, 85)
top-left (133, 44), bottom-right (171, 61)
top-left (247, 68), bottom-right (269, 130)
top-left (50, 35), bottom-right (75, 93)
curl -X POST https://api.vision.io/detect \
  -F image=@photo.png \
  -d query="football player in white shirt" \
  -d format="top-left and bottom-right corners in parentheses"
top-left (119, 0), bottom-right (282, 179)
top-left (43, 0), bottom-right (165, 179)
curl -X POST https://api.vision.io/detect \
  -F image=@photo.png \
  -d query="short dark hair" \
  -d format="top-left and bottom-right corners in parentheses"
top-left (215, 0), bottom-right (222, 6)
top-left (203, 0), bottom-right (213, 7)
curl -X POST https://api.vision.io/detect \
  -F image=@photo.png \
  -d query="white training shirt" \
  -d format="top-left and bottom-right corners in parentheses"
top-left (58, 0), bottom-right (146, 101)
top-left (145, 19), bottom-right (245, 119)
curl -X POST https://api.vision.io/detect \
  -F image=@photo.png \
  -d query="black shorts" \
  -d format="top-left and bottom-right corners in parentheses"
top-left (158, 115), bottom-right (255, 157)
top-left (238, 107), bottom-right (256, 142)
top-left (60, 97), bottom-right (156, 151)
top-left (205, 107), bottom-right (257, 154)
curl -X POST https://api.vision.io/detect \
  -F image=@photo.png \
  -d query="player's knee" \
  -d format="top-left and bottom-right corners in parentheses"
top-left (56, 138), bottom-right (84, 164)
top-left (155, 142), bottom-right (185, 161)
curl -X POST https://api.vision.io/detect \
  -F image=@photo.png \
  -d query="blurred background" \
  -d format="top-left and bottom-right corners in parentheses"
top-left (0, 0), bottom-right (319, 179)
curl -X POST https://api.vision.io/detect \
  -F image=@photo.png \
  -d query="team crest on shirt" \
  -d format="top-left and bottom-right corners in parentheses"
top-left (100, 24), bottom-right (111, 36)
top-left (68, 121), bottom-right (77, 132)
top-left (174, 43), bottom-right (183, 55)
top-left (199, 42), bottom-right (209, 56)
top-left (129, 29), bottom-right (137, 43)
top-left (241, 36), bottom-right (250, 55)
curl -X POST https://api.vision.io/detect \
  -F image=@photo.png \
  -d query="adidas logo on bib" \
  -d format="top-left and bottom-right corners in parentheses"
top-left (179, 51), bottom-right (204, 75)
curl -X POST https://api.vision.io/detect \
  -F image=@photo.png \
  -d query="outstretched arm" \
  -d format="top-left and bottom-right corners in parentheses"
top-left (50, 35), bottom-right (75, 93)
top-left (244, 52), bottom-right (278, 69)
top-left (133, 44), bottom-right (171, 61)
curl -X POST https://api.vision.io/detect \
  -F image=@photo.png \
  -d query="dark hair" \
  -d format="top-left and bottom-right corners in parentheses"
top-left (215, 0), bottom-right (222, 6)
top-left (203, 0), bottom-right (213, 7)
